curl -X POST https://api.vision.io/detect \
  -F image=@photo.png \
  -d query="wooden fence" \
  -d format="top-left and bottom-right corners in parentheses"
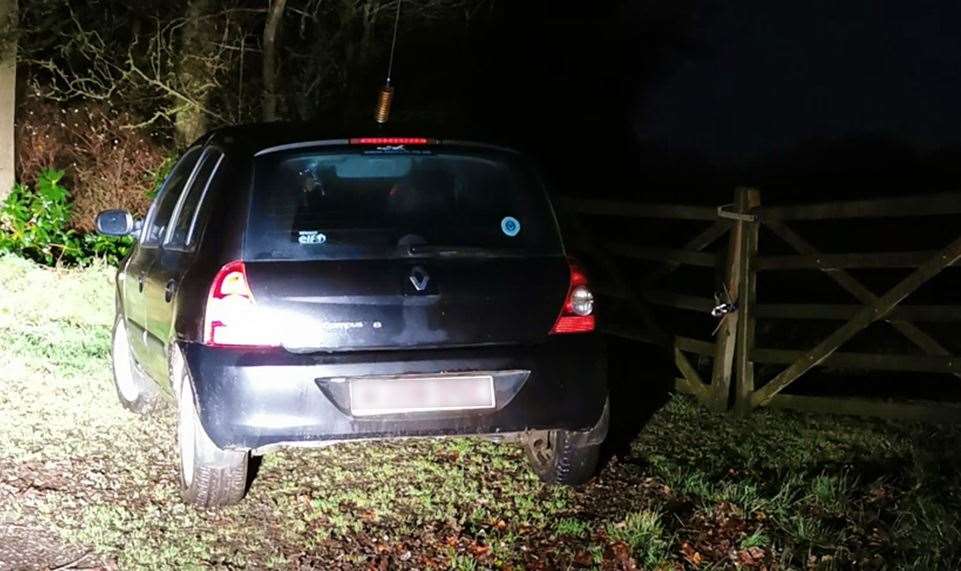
top-left (564, 189), bottom-right (961, 422)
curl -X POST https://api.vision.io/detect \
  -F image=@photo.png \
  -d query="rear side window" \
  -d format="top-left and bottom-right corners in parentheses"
top-left (142, 148), bottom-right (201, 246)
top-left (165, 148), bottom-right (224, 249)
top-left (245, 147), bottom-right (563, 261)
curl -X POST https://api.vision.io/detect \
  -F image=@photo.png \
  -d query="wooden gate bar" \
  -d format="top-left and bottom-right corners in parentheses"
top-left (754, 250), bottom-right (957, 271)
top-left (751, 232), bottom-right (961, 407)
top-left (758, 192), bottom-right (961, 220)
top-left (675, 336), bottom-right (716, 355)
top-left (561, 197), bottom-right (720, 220)
top-left (765, 221), bottom-right (960, 375)
top-left (604, 321), bottom-right (714, 401)
top-left (675, 347), bottom-right (710, 400)
top-left (642, 290), bottom-right (716, 312)
top-left (566, 214), bottom-right (669, 348)
top-left (755, 303), bottom-right (961, 322)
top-left (751, 347), bottom-right (961, 374)
top-left (607, 244), bottom-right (717, 267)
top-left (642, 220), bottom-right (731, 287)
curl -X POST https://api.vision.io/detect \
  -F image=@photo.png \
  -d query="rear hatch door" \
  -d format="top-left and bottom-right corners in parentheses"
top-left (243, 142), bottom-right (569, 351)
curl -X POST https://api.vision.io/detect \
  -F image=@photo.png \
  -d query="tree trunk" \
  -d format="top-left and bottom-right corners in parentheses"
top-left (175, 0), bottom-right (215, 146)
top-left (262, 0), bottom-right (288, 122)
top-left (0, 0), bottom-right (16, 200)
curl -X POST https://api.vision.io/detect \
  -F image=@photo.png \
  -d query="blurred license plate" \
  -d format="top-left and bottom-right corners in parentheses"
top-left (349, 374), bottom-right (495, 417)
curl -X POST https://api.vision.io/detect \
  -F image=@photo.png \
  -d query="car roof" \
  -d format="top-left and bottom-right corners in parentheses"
top-left (201, 120), bottom-right (526, 157)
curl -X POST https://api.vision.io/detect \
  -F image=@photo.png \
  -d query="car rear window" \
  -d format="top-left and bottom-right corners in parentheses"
top-left (245, 146), bottom-right (563, 261)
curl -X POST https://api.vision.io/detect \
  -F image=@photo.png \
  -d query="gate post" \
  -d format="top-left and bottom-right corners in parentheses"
top-left (734, 188), bottom-right (761, 415)
top-left (710, 188), bottom-right (760, 410)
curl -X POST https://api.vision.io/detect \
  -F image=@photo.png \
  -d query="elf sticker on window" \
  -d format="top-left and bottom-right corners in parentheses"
top-left (298, 231), bottom-right (327, 245)
top-left (501, 216), bottom-right (521, 237)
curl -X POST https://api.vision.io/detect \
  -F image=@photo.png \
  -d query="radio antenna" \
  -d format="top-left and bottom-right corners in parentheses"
top-left (375, 0), bottom-right (404, 124)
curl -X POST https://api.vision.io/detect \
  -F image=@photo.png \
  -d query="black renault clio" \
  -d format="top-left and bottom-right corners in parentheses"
top-left (96, 124), bottom-right (608, 507)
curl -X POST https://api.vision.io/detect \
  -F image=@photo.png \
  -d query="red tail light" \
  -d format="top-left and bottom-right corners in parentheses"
top-left (550, 259), bottom-right (596, 335)
top-left (349, 137), bottom-right (430, 145)
top-left (203, 261), bottom-right (279, 347)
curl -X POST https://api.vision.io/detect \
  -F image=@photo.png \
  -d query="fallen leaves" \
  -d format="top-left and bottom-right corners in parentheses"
top-left (736, 546), bottom-right (766, 567)
top-left (675, 502), bottom-right (775, 569)
top-left (608, 540), bottom-right (639, 570)
top-left (574, 549), bottom-right (594, 567)
top-left (680, 542), bottom-right (702, 567)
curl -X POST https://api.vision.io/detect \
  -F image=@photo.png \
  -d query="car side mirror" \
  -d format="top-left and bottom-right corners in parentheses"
top-left (95, 209), bottom-right (140, 237)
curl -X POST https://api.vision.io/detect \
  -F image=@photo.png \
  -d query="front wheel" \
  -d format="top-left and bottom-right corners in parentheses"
top-left (174, 352), bottom-right (250, 507)
top-left (524, 429), bottom-right (601, 486)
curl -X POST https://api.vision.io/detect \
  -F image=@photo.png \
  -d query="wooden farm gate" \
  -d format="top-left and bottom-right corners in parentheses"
top-left (563, 189), bottom-right (961, 421)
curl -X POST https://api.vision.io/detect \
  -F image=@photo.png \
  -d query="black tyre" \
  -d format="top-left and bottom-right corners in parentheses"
top-left (173, 351), bottom-right (250, 507)
top-left (111, 317), bottom-right (163, 414)
top-left (525, 429), bottom-right (601, 486)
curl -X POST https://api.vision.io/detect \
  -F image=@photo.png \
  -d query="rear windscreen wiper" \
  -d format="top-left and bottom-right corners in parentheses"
top-left (405, 245), bottom-right (524, 258)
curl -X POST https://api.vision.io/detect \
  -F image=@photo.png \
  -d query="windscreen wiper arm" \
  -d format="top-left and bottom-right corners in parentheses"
top-left (405, 245), bottom-right (523, 258)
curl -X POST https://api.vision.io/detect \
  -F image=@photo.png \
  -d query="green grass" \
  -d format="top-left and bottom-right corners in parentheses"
top-left (555, 517), bottom-right (591, 538)
top-left (606, 511), bottom-right (669, 568)
top-left (740, 528), bottom-right (770, 549)
top-left (1, 253), bottom-right (960, 569)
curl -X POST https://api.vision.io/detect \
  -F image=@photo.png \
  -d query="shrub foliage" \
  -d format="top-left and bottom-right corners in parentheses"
top-left (17, 101), bottom-right (168, 231)
top-left (0, 168), bottom-right (132, 266)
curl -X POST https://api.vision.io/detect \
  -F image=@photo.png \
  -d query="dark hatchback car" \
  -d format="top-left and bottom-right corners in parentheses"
top-left (97, 125), bottom-right (608, 506)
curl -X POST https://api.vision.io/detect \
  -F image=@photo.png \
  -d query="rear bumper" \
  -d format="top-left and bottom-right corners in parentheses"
top-left (180, 337), bottom-right (607, 450)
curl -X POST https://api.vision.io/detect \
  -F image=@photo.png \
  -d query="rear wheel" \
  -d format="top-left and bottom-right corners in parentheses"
top-left (174, 352), bottom-right (250, 507)
top-left (111, 316), bottom-right (162, 414)
top-left (524, 429), bottom-right (601, 486)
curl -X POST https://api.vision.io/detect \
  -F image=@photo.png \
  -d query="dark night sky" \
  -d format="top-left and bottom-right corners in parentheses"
top-left (636, 0), bottom-right (961, 163)
top-left (394, 0), bottom-right (961, 198)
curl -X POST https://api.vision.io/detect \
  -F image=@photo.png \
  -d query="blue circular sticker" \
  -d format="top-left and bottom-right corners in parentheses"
top-left (501, 216), bottom-right (521, 237)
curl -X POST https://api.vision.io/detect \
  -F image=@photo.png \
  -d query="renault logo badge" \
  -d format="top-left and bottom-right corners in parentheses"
top-left (409, 266), bottom-right (430, 292)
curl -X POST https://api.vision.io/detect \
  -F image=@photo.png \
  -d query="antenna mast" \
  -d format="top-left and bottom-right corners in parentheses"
top-left (375, 0), bottom-right (404, 124)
